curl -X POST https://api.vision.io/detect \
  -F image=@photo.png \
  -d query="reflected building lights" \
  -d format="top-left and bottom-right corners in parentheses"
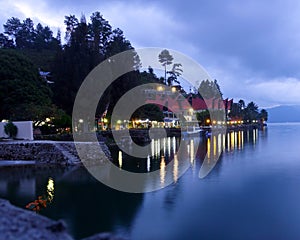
top-left (253, 129), bottom-right (256, 144)
top-left (238, 131), bottom-right (242, 149)
top-left (158, 139), bottom-right (161, 156)
top-left (190, 139), bottom-right (194, 164)
top-left (173, 154), bottom-right (178, 183)
top-left (247, 130), bottom-right (250, 142)
top-left (207, 138), bottom-right (211, 159)
top-left (168, 137), bottom-right (171, 156)
top-left (173, 137), bottom-right (176, 154)
top-left (230, 132), bottom-right (235, 150)
top-left (218, 134), bottom-right (222, 154)
top-left (160, 156), bottom-right (166, 187)
top-left (47, 177), bottom-right (54, 203)
top-left (241, 131), bottom-right (244, 148)
top-left (147, 155), bottom-right (150, 172)
top-left (151, 139), bottom-right (155, 157)
top-left (118, 151), bottom-right (122, 168)
top-left (227, 133), bottom-right (230, 151)
top-left (234, 132), bottom-right (238, 149)
top-left (213, 135), bottom-right (217, 156)
top-left (163, 138), bottom-right (166, 156)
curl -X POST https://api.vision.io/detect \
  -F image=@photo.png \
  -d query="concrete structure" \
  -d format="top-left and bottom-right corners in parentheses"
top-left (0, 121), bottom-right (33, 140)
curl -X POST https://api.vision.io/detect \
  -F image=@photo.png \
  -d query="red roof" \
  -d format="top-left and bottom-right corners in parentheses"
top-left (145, 93), bottom-right (233, 112)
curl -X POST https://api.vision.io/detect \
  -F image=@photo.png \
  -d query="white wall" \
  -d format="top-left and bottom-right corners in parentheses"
top-left (0, 121), bottom-right (33, 140)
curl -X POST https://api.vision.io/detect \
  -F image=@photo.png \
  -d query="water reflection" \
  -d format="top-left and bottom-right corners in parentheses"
top-left (111, 129), bottom-right (260, 186)
top-left (0, 128), bottom-right (264, 239)
top-left (47, 177), bottom-right (54, 203)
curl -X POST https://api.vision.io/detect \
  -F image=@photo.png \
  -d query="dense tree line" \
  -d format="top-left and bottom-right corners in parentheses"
top-left (229, 99), bottom-right (268, 123)
top-left (0, 12), bottom-right (164, 128)
top-left (0, 12), bottom-right (268, 130)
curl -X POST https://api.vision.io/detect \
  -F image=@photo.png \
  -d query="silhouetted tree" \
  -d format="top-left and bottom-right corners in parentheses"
top-left (158, 49), bottom-right (173, 84)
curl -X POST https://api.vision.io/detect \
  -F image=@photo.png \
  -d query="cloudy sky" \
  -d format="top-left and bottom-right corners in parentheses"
top-left (1, 0), bottom-right (300, 108)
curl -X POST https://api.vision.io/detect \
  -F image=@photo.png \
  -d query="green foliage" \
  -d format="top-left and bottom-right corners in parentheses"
top-left (167, 63), bottom-right (183, 86)
top-left (131, 104), bottom-right (164, 121)
top-left (198, 79), bottom-right (223, 99)
top-left (196, 110), bottom-right (210, 124)
top-left (4, 121), bottom-right (18, 138)
top-left (0, 49), bottom-right (53, 121)
top-left (259, 109), bottom-right (268, 122)
top-left (3, 17), bottom-right (60, 50)
top-left (158, 49), bottom-right (174, 84)
top-left (229, 99), bottom-right (268, 123)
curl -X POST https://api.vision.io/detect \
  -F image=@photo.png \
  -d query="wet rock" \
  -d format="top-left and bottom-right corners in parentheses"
top-left (0, 198), bottom-right (73, 240)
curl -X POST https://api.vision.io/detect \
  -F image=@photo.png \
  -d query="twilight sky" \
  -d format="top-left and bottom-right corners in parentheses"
top-left (1, 0), bottom-right (300, 108)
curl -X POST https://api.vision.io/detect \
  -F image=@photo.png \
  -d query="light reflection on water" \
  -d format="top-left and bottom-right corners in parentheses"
top-left (0, 127), bottom-right (270, 240)
top-left (114, 129), bottom-right (259, 188)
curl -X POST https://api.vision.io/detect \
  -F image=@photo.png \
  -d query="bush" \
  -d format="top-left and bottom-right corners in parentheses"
top-left (4, 121), bottom-right (18, 138)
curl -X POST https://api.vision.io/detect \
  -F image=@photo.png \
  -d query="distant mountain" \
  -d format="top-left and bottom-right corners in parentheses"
top-left (267, 105), bottom-right (300, 123)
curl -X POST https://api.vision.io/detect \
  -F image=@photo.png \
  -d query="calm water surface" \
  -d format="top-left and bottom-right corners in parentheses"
top-left (1, 123), bottom-right (300, 240)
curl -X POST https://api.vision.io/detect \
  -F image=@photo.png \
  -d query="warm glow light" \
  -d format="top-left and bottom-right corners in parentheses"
top-left (160, 156), bottom-right (166, 187)
top-left (171, 87), bottom-right (176, 92)
top-left (118, 151), bottom-right (122, 168)
top-left (79, 119), bottom-right (84, 123)
top-left (206, 119), bottom-right (211, 124)
top-left (213, 135), bottom-right (217, 156)
top-left (103, 118), bottom-right (108, 123)
top-left (173, 154), bottom-right (178, 183)
top-left (190, 139), bottom-right (194, 164)
top-left (47, 177), bottom-right (54, 203)
top-left (157, 86), bottom-right (164, 91)
top-left (238, 131), bottom-right (242, 149)
top-left (207, 138), bottom-right (211, 159)
top-left (212, 120), bottom-right (217, 125)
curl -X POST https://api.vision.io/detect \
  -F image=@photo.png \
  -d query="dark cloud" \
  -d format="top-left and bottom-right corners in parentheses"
top-left (1, 0), bottom-right (300, 106)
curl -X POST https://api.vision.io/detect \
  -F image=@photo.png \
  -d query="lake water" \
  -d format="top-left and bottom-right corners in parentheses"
top-left (1, 123), bottom-right (300, 239)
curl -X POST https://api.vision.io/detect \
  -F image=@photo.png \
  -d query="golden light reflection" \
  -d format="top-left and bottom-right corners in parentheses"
top-left (173, 154), bottom-right (178, 183)
top-left (190, 139), bottom-right (194, 164)
top-left (47, 177), bottom-right (54, 203)
top-left (238, 131), bottom-right (242, 149)
top-left (207, 138), bottom-right (211, 160)
top-left (160, 156), bottom-right (166, 187)
top-left (118, 151), bottom-right (122, 168)
top-left (213, 135), bottom-right (217, 156)
top-left (230, 132), bottom-right (235, 150)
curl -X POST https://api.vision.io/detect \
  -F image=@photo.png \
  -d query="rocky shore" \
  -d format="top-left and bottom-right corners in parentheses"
top-left (0, 198), bottom-right (126, 240)
top-left (0, 141), bottom-right (112, 166)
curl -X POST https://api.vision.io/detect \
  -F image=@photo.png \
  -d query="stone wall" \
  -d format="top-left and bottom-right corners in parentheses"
top-left (0, 141), bottom-right (112, 166)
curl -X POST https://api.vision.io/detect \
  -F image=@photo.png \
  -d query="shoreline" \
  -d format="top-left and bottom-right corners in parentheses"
top-left (0, 198), bottom-right (126, 240)
top-left (0, 141), bottom-right (111, 165)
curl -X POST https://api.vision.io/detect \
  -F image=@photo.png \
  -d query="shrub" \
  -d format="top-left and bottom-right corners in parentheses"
top-left (4, 121), bottom-right (18, 138)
